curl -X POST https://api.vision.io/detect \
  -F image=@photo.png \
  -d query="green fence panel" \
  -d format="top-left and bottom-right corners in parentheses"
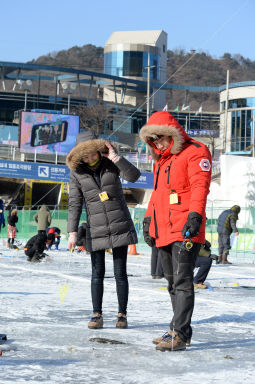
top-left (1, 205), bottom-right (255, 261)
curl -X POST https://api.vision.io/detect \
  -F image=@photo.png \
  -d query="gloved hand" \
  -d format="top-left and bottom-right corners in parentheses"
top-left (16, 227), bottom-right (19, 232)
top-left (68, 232), bottom-right (77, 251)
top-left (181, 212), bottom-right (202, 238)
top-left (2, 221), bottom-right (5, 228)
top-left (103, 142), bottom-right (120, 163)
top-left (143, 217), bottom-right (155, 247)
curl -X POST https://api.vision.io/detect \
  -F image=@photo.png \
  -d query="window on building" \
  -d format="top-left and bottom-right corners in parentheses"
top-left (123, 51), bottom-right (143, 77)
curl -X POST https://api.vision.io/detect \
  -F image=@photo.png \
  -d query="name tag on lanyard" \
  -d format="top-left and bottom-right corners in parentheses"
top-left (99, 191), bottom-right (109, 202)
top-left (170, 193), bottom-right (178, 205)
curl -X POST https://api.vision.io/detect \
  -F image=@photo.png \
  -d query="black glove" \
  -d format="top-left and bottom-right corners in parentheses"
top-left (2, 221), bottom-right (5, 228)
top-left (143, 217), bottom-right (155, 247)
top-left (16, 227), bottom-right (19, 232)
top-left (181, 212), bottom-right (202, 238)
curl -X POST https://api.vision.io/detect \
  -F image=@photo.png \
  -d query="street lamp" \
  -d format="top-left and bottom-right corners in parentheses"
top-left (61, 82), bottom-right (77, 113)
top-left (13, 79), bottom-right (33, 111)
top-left (144, 54), bottom-right (155, 122)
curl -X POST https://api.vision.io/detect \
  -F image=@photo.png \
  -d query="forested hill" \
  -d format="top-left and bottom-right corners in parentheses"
top-left (29, 45), bottom-right (255, 112)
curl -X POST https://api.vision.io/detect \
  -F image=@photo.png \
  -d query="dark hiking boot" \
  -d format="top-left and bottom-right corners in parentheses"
top-left (153, 331), bottom-right (191, 347)
top-left (31, 255), bottom-right (42, 263)
top-left (218, 254), bottom-right (222, 264)
top-left (88, 314), bottom-right (103, 329)
top-left (116, 313), bottom-right (128, 329)
top-left (210, 254), bottom-right (219, 263)
top-left (221, 253), bottom-right (232, 264)
top-left (156, 333), bottom-right (186, 352)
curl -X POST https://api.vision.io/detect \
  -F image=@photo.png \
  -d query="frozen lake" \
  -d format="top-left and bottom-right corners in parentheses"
top-left (0, 241), bottom-right (255, 383)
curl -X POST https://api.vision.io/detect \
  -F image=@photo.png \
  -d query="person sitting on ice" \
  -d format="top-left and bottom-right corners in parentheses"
top-left (194, 240), bottom-right (219, 289)
top-left (47, 227), bottom-right (61, 250)
top-left (24, 232), bottom-right (48, 263)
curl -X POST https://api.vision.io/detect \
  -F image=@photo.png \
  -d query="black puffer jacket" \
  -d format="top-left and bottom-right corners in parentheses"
top-left (66, 134), bottom-right (140, 252)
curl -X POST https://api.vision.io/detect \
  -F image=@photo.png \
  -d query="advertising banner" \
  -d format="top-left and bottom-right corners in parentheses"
top-left (0, 159), bottom-right (154, 189)
top-left (20, 111), bottom-right (79, 155)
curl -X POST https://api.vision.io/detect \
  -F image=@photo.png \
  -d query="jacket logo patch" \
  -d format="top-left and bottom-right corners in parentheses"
top-left (199, 159), bottom-right (211, 172)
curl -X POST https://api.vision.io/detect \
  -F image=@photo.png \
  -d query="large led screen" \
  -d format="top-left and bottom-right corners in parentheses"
top-left (20, 112), bottom-right (79, 155)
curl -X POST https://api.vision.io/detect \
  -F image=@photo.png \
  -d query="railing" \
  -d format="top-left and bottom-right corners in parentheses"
top-left (0, 145), bottom-right (220, 174)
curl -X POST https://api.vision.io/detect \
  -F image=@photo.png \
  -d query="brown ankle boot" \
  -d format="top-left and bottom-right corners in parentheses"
top-left (116, 313), bottom-right (128, 329)
top-left (153, 331), bottom-right (191, 347)
top-left (88, 313), bottom-right (103, 329)
top-left (156, 333), bottom-right (186, 351)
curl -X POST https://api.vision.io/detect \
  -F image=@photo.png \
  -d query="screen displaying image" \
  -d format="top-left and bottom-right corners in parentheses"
top-left (31, 121), bottom-right (68, 147)
top-left (20, 112), bottom-right (79, 155)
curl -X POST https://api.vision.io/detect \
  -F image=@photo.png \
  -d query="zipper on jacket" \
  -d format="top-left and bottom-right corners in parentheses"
top-left (154, 208), bottom-right (159, 238)
top-left (165, 161), bottom-right (172, 184)
top-left (169, 210), bottom-right (173, 228)
top-left (154, 165), bottom-right (160, 190)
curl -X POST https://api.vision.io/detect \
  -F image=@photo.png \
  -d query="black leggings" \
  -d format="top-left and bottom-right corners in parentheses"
top-left (8, 238), bottom-right (14, 245)
top-left (90, 246), bottom-right (129, 315)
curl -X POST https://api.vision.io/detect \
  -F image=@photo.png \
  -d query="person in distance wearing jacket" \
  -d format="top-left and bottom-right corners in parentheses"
top-left (217, 205), bottom-right (240, 264)
top-left (140, 111), bottom-right (211, 351)
top-left (66, 131), bottom-right (140, 330)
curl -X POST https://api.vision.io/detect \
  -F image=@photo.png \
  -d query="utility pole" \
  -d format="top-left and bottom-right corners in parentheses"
top-left (146, 53), bottom-right (151, 122)
top-left (224, 70), bottom-right (230, 153)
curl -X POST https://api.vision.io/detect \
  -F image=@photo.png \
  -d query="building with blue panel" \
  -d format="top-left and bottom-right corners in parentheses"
top-left (103, 30), bottom-right (167, 114)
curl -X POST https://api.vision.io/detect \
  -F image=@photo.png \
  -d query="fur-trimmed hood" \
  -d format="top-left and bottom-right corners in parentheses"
top-left (139, 111), bottom-right (190, 160)
top-left (66, 137), bottom-right (118, 172)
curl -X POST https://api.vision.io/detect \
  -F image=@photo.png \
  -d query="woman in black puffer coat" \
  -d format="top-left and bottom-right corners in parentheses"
top-left (66, 131), bottom-right (140, 330)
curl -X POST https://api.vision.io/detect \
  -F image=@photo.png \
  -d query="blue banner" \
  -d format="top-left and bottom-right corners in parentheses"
top-left (0, 159), bottom-right (154, 189)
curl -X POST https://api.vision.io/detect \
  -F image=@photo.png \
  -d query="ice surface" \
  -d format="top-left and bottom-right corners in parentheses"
top-left (0, 241), bottom-right (255, 383)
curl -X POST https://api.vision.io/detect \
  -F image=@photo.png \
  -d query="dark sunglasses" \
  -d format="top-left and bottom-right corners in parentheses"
top-left (146, 135), bottom-right (163, 143)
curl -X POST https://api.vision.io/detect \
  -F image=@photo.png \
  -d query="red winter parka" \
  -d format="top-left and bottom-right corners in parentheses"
top-left (139, 111), bottom-right (211, 247)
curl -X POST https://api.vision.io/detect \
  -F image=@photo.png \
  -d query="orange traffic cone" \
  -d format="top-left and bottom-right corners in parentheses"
top-left (128, 244), bottom-right (139, 255)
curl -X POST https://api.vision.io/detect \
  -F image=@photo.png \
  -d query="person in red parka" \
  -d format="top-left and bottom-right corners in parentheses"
top-left (140, 111), bottom-right (211, 352)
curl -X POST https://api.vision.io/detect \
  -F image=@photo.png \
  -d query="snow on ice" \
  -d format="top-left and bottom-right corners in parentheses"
top-left (0, 240), bottom-right (255, 383)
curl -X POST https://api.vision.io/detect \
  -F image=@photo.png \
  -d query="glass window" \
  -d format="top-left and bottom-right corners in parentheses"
top-left (231, 109), bottom-right (252, 151)
top-left (228, 97), bottom-right (255, 109)
top-left (104, 51), bottom-right (160, 80)
top-left (123, 51), bottom-right (143, 76)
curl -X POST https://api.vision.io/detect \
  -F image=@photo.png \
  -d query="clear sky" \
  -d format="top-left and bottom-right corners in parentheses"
top-left (0, 0), bottom-right (253, 63)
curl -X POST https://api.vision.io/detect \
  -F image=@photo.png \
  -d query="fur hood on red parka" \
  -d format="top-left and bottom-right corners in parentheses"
top-left (139, 111), bottom-right (190, 160)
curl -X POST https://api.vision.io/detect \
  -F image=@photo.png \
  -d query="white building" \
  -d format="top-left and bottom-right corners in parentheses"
top-left (220, 81), bottom-right (255, 155)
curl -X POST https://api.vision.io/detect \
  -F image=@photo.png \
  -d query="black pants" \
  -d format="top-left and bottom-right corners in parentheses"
top-left (90, 246), bottom-right (129, 315)
top-left (194, 255), bottom-right (212, 284)
top-left (151, 246), bottom-right (164, 277)
top-left (218, 233), bottom-right (231, 255)
top-left (159, 242), bottom-right (200, 342)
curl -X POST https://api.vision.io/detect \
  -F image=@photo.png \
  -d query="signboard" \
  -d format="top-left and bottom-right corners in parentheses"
top-left (187, 129), bottom-right (219, 137)
top-left (20, 111), bottom-right (79, 155)
top-left (0, 125), bottom-right (19, 146)
top-left (0, 160), bottom-right (155, 189)
top-left (0, 160), bottom-right (69, 182)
